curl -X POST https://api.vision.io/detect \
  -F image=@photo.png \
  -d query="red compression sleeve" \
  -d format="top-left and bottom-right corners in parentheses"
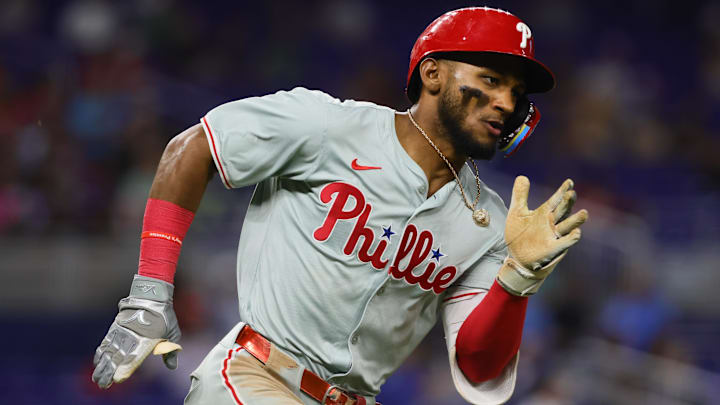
top-left (455, 280), bottom-right (528, 383)
top-left (137, 198), bottom-right (195, 284)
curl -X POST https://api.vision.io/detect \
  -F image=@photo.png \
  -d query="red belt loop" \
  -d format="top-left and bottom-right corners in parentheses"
top-left (235, 325), bottom-right (375, 405)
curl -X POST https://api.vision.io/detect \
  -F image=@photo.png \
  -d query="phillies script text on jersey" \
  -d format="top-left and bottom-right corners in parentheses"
top-left (313, 182), bottom-right (458, 294)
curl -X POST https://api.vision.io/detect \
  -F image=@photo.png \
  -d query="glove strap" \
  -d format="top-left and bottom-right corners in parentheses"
top-left (129, 275), bottom-right (174, 302)
top-left (496, 252), bottom-right (566, 297)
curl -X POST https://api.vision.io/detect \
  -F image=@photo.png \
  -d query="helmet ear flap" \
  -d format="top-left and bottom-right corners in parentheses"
top-left (498, 97), bottom-right (541, 157)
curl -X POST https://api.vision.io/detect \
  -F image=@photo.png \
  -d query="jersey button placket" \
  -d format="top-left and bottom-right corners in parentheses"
top-left (376, 285), bottom-right (386, 296)
top-left (351, 333), bottom-right (359, 344)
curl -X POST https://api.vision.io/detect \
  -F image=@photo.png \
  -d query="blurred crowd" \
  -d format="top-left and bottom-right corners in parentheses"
top-left (1, 0), bottom-right (719, 404)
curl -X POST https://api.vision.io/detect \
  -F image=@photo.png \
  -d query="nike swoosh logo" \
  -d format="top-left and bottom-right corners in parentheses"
top-left (351, 158), bottom-right (382, 171)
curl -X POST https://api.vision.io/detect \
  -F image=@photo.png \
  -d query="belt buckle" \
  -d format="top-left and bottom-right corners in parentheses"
top-left (322, 385), bottom-right (350, 405)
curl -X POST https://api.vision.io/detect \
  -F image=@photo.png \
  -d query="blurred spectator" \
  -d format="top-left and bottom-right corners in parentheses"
top-left (599, 265), bottom-right (676, 351)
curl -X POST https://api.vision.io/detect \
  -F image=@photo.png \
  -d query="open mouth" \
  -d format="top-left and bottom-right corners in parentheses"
top-left (484, 120), bottom-right (503, 137)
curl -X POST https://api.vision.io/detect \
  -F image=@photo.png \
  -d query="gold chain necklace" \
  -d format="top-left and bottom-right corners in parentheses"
top-left (407, 110), bottom-right (490, 227)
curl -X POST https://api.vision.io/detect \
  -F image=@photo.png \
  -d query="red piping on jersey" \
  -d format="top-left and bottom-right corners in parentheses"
top-left (221, 349), bottom-right (244, 405)
top-left (202, 116), bottom-right (232, 189)
top-left (443, 292), bottom-right (480, 302)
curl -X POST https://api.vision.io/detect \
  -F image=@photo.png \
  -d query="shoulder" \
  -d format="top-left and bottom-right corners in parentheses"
top-left (204, 87), bottom-right (336, 132)
top-left (287, 88), bottom-right (398, 137)
top-left (479, 181), bottom-right (508, 216)
top-left (281, 86), bottom-right (337, 105)
top-left (289, 88), bottom-right (395, 118)
top-left (459, 168), bottom-right (508, 243)
top-left (479, 182), bottom-right (509, 253)
top-left (207, 87), bottom-right (332, 114)
top-left (222, 86), bottom-right (394, 116)
top-left (460, 168), bottom-right (508, 218)
top-left (320, 92), bottom-right (396, 134)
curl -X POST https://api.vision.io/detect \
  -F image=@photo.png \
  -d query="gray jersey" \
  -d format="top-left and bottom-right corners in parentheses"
top-left (200, 87), bottom-right (508, 396)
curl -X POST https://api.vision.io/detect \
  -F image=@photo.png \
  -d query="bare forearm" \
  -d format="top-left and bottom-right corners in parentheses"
top-left (149, 123), bottom-right (216, 212)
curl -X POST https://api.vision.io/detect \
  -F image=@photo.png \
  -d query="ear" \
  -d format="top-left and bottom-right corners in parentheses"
top-left (418, 57), bottom-right (442, 97)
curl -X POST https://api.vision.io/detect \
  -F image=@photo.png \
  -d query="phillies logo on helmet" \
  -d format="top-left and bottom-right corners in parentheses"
top-left (313, 182), bottom-right (458, 294)
top-left (516, 22), bottom-right (532, 49)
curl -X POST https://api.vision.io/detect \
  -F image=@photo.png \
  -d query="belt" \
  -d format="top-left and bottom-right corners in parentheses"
top-left (235, 325), bottom-right (372, 405)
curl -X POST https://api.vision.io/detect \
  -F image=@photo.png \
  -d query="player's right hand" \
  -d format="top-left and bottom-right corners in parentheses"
top-left (92, 275), bottom-right (182, 389)
top-left (497, 176), bottom-right (588, 296)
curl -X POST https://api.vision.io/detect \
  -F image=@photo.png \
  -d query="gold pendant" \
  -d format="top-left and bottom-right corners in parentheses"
top-left (473, 209), bottom-right (490, 227)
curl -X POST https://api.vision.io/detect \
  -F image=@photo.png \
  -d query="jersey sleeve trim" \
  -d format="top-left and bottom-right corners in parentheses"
top-left (201, 116), bottom-right (233, 189)
top-left (442, 289), bottom-right (519, 404)
top-left (449, 347), bottom-right (519, 404)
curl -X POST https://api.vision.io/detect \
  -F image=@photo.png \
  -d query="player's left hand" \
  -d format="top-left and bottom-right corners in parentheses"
top-left (497, 176), bottom-right (589, 296)
top-left (92, 275), bottom-right (182, 389)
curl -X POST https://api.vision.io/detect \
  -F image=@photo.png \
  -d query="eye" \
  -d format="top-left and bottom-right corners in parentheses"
top-left (483, 75), bottom-right (499, 86)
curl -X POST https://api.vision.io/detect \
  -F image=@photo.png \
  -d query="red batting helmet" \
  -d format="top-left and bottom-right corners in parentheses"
top-left (406, 7), bottom-right (555, 102)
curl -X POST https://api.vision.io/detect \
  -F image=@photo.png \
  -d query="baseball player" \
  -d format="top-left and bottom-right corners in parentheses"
top-left (92, 7), bottom-right (588, 405)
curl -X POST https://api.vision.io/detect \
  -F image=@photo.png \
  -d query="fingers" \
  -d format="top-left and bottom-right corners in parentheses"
top-left (509, 175), bottom-right (530, 212)
top-left (556, 209), bottom-right (588, 236)
top-left (92, 325), bottom-right (141, 389)
top-left (553, 190), bottom-right (577, 223)
top-left (92, 352), bottom-right (116, 389)
top-left (93, 330), bottom-right (118, 388)
top-left (154, 340), bottom-right (182, 370)
top-left (153, 341), bottom-right (183, 355)
top-left (93, 346), bottom-right (103, 366)
top-left (554, 228), bottom-right (583, 252)
top-left (163, 351), bottom-right (178, 370)
top-left (547, 179), bottom-right (574, 211)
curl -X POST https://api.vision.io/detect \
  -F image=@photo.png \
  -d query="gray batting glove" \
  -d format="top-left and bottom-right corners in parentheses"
top-left (92, 275), bottom-right (182, 389)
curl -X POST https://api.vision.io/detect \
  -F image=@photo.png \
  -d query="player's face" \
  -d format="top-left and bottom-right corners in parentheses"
top-left (437, 55), bottom-right (526, 160)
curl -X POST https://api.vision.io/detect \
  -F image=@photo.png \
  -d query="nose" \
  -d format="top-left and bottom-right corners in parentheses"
top-left (492, 89), bottom-right (516, 118)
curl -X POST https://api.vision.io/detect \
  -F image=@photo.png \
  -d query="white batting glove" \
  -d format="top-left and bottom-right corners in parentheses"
top-left (497, 176), bottom-right (589, 296)
top-left (92, 275), bottom-right (182, 389)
